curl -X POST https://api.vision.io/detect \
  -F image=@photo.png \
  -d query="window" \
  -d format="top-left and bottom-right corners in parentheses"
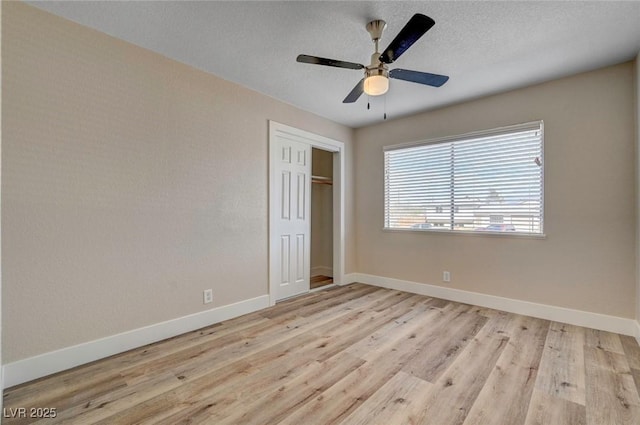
top-left (384, 121), bottom-right (544, 235)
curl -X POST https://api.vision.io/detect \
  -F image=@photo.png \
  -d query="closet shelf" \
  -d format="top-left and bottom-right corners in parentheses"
top-left (311, 175), bottom-right (333, 185)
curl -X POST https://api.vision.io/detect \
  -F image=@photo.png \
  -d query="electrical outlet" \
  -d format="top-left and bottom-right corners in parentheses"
top-left (443, 271), bottom-right (451, 283)
top-left (203, 289), bottom-right (213, 304)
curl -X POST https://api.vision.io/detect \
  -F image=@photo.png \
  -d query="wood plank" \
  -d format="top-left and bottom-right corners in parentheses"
top-left (631, 368), bottom-right (640, 396)
top-left (523, 389), bottom-right (586, 425)
top-left (260, 284), bottom-right (375, 319)
top-left (585, 328), bottom-right (625, 354)
top-left (299, 286), bottom-right (391, 318)
top-left (197, 298), bottom-right (430, 423)
top-left (35, 371), bottom-right (187, 425)
top-left (338, 371), bottom-right (435, 425)
top-left (620, 335), bottom-right (640, 370)
top-left (408, 323), bottom-right (510, 425)
top-left (534, 321), bottom-right (586, 405)
top-left (273, 358), bottom-right (399, 425)
top-left (424, 297), bottom-right (450, 309)
top-left (2, 373), bottom-right (128, 424)
top-left (462, 315), bottom-right (549, 425)
top-left (276, 303), bottom-right (473, 425)
top-left (311, 293), bottom-right (426, 362)
top-left (584, 346), bottom-right (640, 425)
top-left (345, 301), bottom-right (442, 361)
top-left (153, 346), bottom-right (362, 425)
top-left (401, 308), bottom-right (488, 382)
top-left (311, 275), bottom-right (333, 289)
top-left (472, 306), bottom-right (501, 318)
top-left (202, 352), bottom-right (365, 425)
top-left (478, 309), bottom-right (514, 338)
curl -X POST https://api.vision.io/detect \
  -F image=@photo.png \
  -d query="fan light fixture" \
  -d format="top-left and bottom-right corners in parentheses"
top-left (364, 61), bottom-right (390, 96)
top-left (364, 75), bottom-right (389, 96)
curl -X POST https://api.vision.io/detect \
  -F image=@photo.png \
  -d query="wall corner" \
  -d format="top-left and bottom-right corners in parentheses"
top-left (635, 52), bottom-right (640, 332)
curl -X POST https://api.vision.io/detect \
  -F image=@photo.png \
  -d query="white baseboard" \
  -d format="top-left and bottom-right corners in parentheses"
top-left (341, 273), bottom-right (358, 286)
top-left (635, 321), bottom-right (640, 345)
top-left (2, 295), bottom-right (270, 388)
top-left (350, 273), bottom-right (638, 337)
top-left (311, 266), bottom-right (333, 277)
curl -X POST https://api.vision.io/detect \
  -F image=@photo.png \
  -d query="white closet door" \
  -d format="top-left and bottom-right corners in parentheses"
top-left (270, 134), bottom-right (311, 301)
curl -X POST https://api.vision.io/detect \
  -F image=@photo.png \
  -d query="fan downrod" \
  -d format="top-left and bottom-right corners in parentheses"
top-left (365, 20), bottom-right (389, 81)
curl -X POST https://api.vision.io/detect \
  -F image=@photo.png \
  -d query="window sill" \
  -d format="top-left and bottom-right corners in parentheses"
top-left (382, 227), bottom-right (547, 240)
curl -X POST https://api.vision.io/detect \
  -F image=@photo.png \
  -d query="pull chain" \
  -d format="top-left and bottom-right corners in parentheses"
top-left (383, 93), bottom-right (387, 120)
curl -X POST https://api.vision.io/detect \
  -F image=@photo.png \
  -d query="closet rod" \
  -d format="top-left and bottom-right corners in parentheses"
top-left (311, 175), bottom-right (333, 185)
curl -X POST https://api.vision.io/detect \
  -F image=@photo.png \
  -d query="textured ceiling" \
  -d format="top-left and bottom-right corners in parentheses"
top-left (29, 1), bottom-right (640, 128)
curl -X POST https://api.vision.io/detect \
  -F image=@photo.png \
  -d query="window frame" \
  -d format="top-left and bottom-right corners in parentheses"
top-left (383, 121), bottom-right (545, 237)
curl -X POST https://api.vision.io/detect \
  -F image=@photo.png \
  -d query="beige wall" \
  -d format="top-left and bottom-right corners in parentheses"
top-left (311, 148), bottom-right (333, 274)
top-left (355, 62), bottom-right (636, 318)
top-left (0, 0), bottom-right (3, 405)
top-left (1, 2), bottom-right (354, 363)
top-left (636, 53), bottom-right (640, 325)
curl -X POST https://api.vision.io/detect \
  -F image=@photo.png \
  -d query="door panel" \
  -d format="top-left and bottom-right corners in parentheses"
top-left (280, 235), bottom-right (290, 285)
top-left (281, 171), bottom-right (291, 220)
top-left (296, 233), bottom-right (305, 282)
top-left (297, 173), bottom-right (306, 220)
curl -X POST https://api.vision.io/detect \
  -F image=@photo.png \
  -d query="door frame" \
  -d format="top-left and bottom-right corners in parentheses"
top-left (268, 121), bottom-right (345, 306)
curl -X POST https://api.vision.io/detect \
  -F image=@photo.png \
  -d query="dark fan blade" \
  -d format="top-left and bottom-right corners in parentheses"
top-left (389, 68), bottom-right (449, 87)
top-left (379, 14), bottom-right (435, 64)
top-left (343, 79), bottom-right (364, 103)
top-left (297, 54), bottom-right (364, 70)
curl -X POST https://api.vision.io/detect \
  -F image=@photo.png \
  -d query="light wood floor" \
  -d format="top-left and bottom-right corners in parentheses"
top-left (4, 283), bottom-right (640, 424)
top-left (310, 274), bottom-right (333, 289)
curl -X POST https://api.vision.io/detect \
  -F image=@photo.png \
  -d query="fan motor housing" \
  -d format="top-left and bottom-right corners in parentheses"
top-left (365, 64), bottom-right (389, 79)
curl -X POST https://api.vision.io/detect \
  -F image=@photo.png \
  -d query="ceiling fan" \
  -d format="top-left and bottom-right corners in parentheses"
top-left (297, 14), bottom-right (449, 104)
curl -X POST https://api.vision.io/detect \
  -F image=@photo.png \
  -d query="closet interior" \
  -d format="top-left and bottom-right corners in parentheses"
top-left (310, 148), bottom-right (334, 289)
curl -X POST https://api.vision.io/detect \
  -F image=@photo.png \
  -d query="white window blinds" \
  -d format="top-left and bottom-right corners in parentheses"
top-left (384, 121), bottom-right (544, 235)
